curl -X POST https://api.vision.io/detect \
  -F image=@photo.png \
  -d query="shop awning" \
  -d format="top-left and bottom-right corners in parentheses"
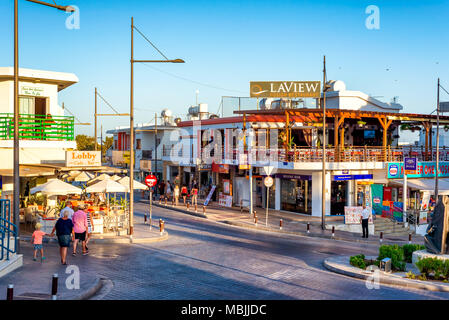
top-left (392, 178), bottom-right (449, 195)
top-left (0, 165), bottom-right (56, 177)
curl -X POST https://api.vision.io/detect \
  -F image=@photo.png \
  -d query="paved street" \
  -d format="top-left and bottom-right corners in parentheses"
top-left (5, 201), bottom-right (449, 300)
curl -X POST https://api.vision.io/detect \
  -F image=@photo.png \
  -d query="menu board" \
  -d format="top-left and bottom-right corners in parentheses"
top-left (344, 206), bottom-right (373, 224)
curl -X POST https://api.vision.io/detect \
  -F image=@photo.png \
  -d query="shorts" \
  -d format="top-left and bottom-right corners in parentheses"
top-left (34, 244), bottom-right (43, 250)
top-left (57, 235), bottom-right (71, 248)
top-left (75, 232), bottom-right (86, 241)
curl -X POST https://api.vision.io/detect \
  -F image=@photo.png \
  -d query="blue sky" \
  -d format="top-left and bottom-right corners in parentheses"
top-left (1, 0), bottom-right (448, 140)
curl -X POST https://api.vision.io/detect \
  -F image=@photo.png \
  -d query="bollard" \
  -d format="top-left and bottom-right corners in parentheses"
top-left (195, 204), bottom-right (198, 213)
top-left (253, 210), bottom-right (257, 218)
top-left (159, 219), bottom-right (163, 235)
top-left (307, 222), bottom-right (310, 234)
top-left (203, 206), bottom-right (206, 215)
top-left (280, 219), bottom-right (283, 230)
top-left (332, 226), bottom-right (335, 238)
top-left (164, 198), bottom-right (167, 206)
top-left (144, 214), bottom-right (147, 224)
top-left (51, 274), bottom-right (58, 300)
top-left (408, 233), bottom-right (412, 244)
top-left (159, 198), bottom-right (161, 205)
top-left (187, 202), bottom-right (190, 211)
top-left (254, 215), bottom-right (258, 226)
top-left (6, 284), bottom-right (13, 301)
top-left (380, 231), bottom-right (383, 243)
top-left (159, 220), bottom-right (165, 236)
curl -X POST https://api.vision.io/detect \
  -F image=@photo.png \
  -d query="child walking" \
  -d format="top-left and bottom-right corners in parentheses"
top-left (31, 223), bottom-right (50, 261)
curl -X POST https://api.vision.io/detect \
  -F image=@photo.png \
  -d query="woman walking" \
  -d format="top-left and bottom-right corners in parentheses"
top-left (174, 184), bottom-right (180, 206)
top-left (181, 185), bottom-right (188, 205)
top-left (50, 210), bottom-right (74, 265)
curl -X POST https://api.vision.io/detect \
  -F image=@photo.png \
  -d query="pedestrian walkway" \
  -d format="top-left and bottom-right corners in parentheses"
top-left (1, 213), bottom-right (167, 300)
top-left (151, 198), bottom-right (424, 245)
top-left (19, 219), bottom-right (167, 244)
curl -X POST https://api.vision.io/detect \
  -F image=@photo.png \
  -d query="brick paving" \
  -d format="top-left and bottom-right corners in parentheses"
top-left (151, 199), bottom-right (424, 245)
top-left (1, 201), bottom-right (445, 300)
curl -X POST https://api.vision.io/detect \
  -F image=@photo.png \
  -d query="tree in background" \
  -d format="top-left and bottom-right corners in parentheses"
top-left (75, 134), bottom-right (97, 150)
top-left (102, 136), bottom-right (113, 155)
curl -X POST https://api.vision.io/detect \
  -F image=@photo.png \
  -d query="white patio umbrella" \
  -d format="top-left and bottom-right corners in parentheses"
top-left (73, 171), bottom-right (95, 182)
top-left (117, 176), bottom-right (148, 190)
top-left (85, 179), bottom-right (128, 210)
top-left (111, 174), bottom-right (122, 181)
top-left (30, 179), bottom-right (83, 196)
top-left (87, 173), bottom-right (111, 186)
top-left (85, 179), bottom-right (128, 193)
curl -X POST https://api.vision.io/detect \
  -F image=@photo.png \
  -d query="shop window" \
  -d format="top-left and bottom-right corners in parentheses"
top-left (136, 139), bottom-right (141, 150)
top-left (281, 178), bottom-right (312, 214)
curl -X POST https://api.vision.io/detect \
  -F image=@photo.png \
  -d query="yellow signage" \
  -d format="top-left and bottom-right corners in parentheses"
top-left (250, 81), bottom-right (321, 98)
top-left (66, 151), bottom-right (101, 167)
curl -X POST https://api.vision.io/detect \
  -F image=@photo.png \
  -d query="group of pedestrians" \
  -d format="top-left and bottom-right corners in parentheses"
top-left (30, 201), bottom-right (92, 265)
top-left (156, 179), bottom-right (199, 206)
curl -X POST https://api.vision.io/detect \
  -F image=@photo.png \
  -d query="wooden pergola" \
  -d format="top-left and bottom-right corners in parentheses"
top-left (236, 108), bottom-right (449, 162)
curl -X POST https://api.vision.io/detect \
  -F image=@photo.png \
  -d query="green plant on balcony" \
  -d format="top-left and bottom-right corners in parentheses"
top-left (400, 124), bottom-right (411, 131)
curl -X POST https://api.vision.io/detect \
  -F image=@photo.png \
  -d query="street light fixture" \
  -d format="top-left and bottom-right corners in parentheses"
top-left (13, 0), bottom-right (75, 253)
top-left (129, 17), bottom-right (184, 236)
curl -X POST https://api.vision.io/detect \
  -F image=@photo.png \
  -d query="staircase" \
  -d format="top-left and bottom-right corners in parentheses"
top-left (374, 216), bottom-right (411, 237)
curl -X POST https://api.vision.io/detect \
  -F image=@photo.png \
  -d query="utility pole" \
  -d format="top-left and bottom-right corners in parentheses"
top-left (100, 124), bottom-right (103, 164)
top-left (321, 55), bottom-right (327, 230)
top-left (435, 78), bottom-right (440, 201)
top-left (13, 0), bottom-right (20, 250)
top-left (94, 87), bottom-right (97, 150)
top-left (154, 112), bottom-right (158, 179)
top-left (129, 17), bottom-right (135, 236)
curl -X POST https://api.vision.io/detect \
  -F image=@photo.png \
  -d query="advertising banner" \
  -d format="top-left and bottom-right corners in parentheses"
top-left (387, 161), bottom-right (449, 179)
top-left (344, 206), bottom-right (373, 224)
top-left (250, 81), bottom-right (321, 98)
top-left (371, 184), bottom-right (383, 215)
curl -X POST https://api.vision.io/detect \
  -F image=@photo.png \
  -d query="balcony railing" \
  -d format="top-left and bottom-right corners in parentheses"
top-left (0, 113), bottom-right (74, 141)
top-left (162, 144), bottom-right (449, 163)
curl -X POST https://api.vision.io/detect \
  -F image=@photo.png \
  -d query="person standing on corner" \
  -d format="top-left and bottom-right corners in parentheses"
top-left (360, 204), bottom-right (371, 239)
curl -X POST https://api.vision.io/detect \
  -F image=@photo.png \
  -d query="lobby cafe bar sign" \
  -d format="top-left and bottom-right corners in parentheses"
top-left (250, 81), bottom-right (321, 98)
top-left (66, 151), bottom-right (101, 167)
top-left (387, 161), bottom-right (449, 179)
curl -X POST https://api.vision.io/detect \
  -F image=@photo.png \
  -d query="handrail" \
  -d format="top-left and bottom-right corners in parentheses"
top-left (0, 113), bottom-right (74, 141)
top-left (0, 200), bottom-right (17, 261)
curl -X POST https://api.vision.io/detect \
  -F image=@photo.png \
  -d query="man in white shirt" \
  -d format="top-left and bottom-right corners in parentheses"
top-left (360, 204), bottom-right (371, 238)
top-left (60, 201), bottom-right (74, 220)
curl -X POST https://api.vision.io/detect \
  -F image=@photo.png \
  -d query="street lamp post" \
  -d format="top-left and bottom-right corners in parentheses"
top-left (129, 17), bottom-right (184, 236)
top-left (435, 78), bottom-right (440, 201)
top-left (321, 56), bottom-right (329, 230)
top-left (13, 0), bottom-right (75, 253)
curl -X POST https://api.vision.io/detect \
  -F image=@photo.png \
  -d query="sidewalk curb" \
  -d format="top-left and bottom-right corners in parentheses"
top-left (151, 202), bottom-right (414, 245)
top-left (153, 202), bottom-right (207, 219)
top-left (20, 233), bottom-right (169, 244)
top-left (71, 277), bottom-right (104, 300)
top-left (323, 256), bottom-right (449, 292)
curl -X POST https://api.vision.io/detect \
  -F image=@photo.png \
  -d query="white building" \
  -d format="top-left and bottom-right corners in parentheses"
top-left (0, 67), bottom-right (78, 197)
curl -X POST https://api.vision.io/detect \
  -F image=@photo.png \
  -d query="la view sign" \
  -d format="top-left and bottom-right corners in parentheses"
top-left (250, 81), bottom-right (321, 98)
top-left (66, 151), bottom-right (101, 167)
top-left (387, 161), bottom-right (449, 179)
